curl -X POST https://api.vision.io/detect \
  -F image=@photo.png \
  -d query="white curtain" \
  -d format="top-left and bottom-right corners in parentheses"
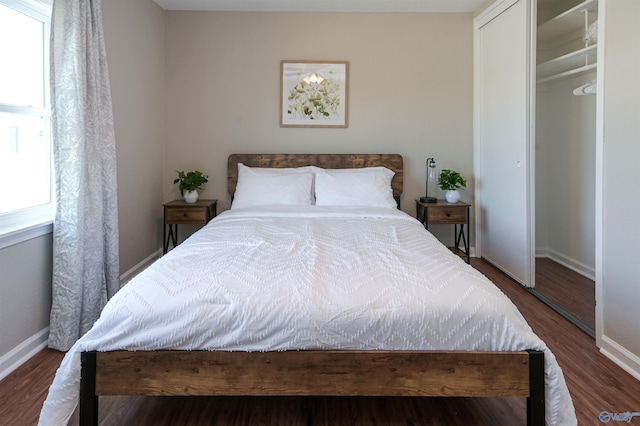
top-left (48, 0), bottom-right (120, 351)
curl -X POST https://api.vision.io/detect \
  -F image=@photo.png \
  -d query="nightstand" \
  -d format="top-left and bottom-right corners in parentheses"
top-left (416, 199), bottom-right (470, 263)
top-left (163, 199), bottom-right (217, 254)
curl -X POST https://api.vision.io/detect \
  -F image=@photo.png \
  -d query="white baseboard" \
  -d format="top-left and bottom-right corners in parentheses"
top-left (600, 335), bottom-right (640, 381)
top-left (0, 327), bottom-right (49, 382)
top-left (535, 248), bottom-right (595, 280)
top-left (119, 248), bottom-right (163, 286)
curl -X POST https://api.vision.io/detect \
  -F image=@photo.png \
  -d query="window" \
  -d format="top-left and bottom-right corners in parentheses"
top-left (0, 0), bottom-right (53, 245)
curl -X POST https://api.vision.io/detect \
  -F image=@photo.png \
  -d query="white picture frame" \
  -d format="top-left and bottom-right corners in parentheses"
top-left (280, 60), bottom-right (349, 128)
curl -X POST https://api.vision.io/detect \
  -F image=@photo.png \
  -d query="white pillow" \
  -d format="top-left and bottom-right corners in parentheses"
top-left (231, 163), bottom-right (314, 209)
top-left (314, 167), bottom-right (397, 208)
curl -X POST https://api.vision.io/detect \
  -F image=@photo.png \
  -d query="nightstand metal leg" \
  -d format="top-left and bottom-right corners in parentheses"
top-left (164, 224), bottom-right (178, 254)
top-left (454, 224), bottom-right (470, 264)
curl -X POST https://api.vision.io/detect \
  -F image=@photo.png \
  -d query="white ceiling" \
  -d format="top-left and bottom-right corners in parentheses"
top-left (153, 0), bottom-right (488, 13)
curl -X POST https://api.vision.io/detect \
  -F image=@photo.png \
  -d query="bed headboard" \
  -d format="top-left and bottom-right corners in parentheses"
top-left (228, 153), bottom-right (403, 202)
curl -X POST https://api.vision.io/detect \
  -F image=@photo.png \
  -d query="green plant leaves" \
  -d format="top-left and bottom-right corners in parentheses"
top-left (438, 169), bottom-right (467, 191)
top-left (174, 170), bottom-right (208, 195)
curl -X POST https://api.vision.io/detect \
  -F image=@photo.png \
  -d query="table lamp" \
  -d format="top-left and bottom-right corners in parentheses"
top-left (419, 157), bottom-right (437, 203)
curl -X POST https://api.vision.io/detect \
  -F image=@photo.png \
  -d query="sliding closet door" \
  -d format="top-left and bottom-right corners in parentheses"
top-left (474, 0), bottom-right (534, 287)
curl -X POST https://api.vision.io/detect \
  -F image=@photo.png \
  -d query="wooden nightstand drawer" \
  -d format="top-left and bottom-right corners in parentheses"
top-left (165, 208), bottom-right (207, 224)
top-left (426, 206), bottom-right (468, 224)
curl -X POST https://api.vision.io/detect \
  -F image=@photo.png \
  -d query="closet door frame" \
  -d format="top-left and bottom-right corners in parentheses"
top-left (473, 0), bottom-right (537, 288)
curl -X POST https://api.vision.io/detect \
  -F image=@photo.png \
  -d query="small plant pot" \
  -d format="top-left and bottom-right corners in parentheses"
top-left (183, 190), bottom-right (198, 203)
top-left (445, 190), bottom-right (460, 203)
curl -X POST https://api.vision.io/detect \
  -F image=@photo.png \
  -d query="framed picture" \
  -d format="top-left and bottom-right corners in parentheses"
top-left (280, 60), bottom-right (349, 128)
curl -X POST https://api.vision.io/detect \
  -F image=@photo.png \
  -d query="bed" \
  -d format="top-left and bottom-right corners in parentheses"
top-left (39, 154), bottom-right (576, 426)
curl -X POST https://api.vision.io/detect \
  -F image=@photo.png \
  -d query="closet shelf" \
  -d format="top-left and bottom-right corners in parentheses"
top-left (538, 0), bottom-right (597, 42)
top-left (537, 44), bottom-right (597, 82)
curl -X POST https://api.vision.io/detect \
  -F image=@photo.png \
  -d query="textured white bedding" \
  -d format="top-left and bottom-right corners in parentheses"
top-left (39, 206), bottom-right (576, 425)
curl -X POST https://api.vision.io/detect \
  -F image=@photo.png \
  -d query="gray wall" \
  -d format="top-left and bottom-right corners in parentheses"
top-left (599, 0), bottom-right (640, 376)
top-left (102, 0), bottom-right (167, 273)
top-left (0, 234), bottom-right (52, 374)
top-left (163, 11), bottom-right (475, 225)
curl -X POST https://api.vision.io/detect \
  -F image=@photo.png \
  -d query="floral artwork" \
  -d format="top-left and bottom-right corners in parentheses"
top-left (280, 61), bottom-right (348, 128)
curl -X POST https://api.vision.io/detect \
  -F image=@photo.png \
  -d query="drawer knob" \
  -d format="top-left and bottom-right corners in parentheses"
top-left (445, 212), bottom-right (451, 217)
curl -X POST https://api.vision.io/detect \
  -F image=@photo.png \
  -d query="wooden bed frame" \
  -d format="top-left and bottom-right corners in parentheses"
top-left (80, 154), bottom-right (545, 426)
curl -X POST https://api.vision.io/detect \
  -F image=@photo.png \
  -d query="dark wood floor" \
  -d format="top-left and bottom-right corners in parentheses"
top-left (534, 257), bottom-right (595, 331)
top-left (1, 258), bottom-right (639, 425)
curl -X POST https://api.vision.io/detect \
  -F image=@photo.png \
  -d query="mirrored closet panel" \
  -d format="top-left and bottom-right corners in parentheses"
top-left (534, 0), bottom-right (597, 336)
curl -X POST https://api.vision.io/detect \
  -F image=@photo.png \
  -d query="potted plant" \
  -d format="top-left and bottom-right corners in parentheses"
top-left (174, 170), bottom-right (208, 203)
top-left (438, 169), bottom-right (467, 203)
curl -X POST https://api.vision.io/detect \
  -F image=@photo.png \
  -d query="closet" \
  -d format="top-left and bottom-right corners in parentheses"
top-left (474, 0), bottom-right (598, 334)
top-left (534, 0), bottom-right (597, 335)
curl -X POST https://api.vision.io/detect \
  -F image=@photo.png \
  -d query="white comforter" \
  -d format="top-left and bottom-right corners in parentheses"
top-left (39, 206), bottom-right (576, 425)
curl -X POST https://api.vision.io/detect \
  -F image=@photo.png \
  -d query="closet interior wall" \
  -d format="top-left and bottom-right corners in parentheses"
top-left (535, 0), bottom-right (597, 281)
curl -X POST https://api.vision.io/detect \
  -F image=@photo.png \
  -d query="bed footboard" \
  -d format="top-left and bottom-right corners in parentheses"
top-left (80, 350), bottom-right (544, 425)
